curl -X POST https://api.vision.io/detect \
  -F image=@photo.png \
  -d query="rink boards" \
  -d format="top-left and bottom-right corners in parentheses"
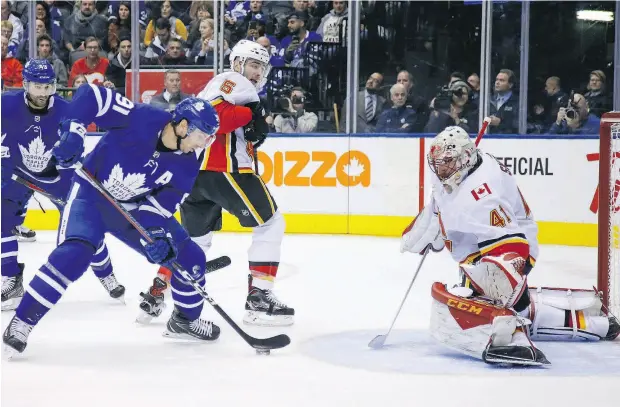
top-left (24, 134), bottom-right (603, 247)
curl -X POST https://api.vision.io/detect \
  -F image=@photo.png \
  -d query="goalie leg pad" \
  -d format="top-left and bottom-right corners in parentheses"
top-left (525, 287), bottom-right (612, 341)
top-left (430, 282), bottom-right (549, 366)
top-left (460, 253), bottom-right (527, 308)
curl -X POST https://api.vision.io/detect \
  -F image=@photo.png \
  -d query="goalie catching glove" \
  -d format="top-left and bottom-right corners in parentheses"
top-left (400, 201), bottom-right (445, 254)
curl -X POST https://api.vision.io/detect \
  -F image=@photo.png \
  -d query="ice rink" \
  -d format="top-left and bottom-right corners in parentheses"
top-left (2, 231), bottom-right (619, 407)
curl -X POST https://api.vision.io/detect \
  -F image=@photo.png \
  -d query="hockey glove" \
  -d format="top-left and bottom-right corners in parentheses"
top-left (244, 101), bottom-right (269, 143)
top-left (140, 227), bottom-right (178, 265)
top-left (53, 120), bottom-right (86, 168)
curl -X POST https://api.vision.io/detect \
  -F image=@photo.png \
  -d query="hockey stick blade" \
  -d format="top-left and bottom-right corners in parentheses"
top-left (367, 335), bottom-right (387, 349)
top-left (205, 256), bottom-right (231, 273)
top-left (248, 333), bottom-right (291, 350)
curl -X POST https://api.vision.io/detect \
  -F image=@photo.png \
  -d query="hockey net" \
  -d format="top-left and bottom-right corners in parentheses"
top-left (598, 112), bottom-right (620, 317)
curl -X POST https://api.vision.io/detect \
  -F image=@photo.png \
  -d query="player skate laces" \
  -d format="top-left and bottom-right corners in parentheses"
top-left (265, 291), bottom-right (287, 308)
top-left (2, 276), bottom-right (16, 295)
top-left (189, 319), bottom-right (214, 337)
top-left (15, 225), bottom-right (33, 234)
top-left (99, 274), bottom-right (119, 292)
top-left (8, 317), bottom-right (32, 342)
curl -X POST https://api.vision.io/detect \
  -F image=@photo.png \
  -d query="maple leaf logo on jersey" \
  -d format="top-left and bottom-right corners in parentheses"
top-left (1, 133), bottom-right (9, 158)
top-left (102, 164), bottom-right (150, 201)
top-left (193, 101), bottom-right (205, 111)
top-left (18, 129), bottom-right (53, 173)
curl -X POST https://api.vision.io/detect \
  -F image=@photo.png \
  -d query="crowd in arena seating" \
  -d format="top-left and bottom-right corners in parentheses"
top-left (1, 0), bottom-right (614, 135)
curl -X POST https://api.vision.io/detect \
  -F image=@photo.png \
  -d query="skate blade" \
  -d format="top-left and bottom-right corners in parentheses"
top-left (15, 236), bottom-right (36, 243)
top-left (162, 331), bottom-right (219, 342)
top-left (135, 311), bottom-right (154, 325)
top-left (484, 354), bottom-right (551, 367)
top-left (1, 297), bottom-right (23, 312)
top-left (3, 344), bottom-right (21, 360)
top-left (243, 311), bottom-right (294, 327)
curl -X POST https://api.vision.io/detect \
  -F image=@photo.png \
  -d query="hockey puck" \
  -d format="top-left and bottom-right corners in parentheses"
top-left (256, 349), bottom-right (270, 355)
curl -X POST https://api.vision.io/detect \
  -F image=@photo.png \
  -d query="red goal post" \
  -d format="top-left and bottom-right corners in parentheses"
top-left (598, 112), bottom-right (620, 317)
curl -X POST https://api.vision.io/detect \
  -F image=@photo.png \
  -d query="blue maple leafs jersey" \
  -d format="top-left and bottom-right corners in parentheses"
top-left (68, 84), bottom-right (202, 218)
top-left (1, 90), bottom-right (70, 183)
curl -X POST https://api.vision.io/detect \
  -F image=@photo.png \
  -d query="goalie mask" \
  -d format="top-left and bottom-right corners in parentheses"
top-left (229, 39), bottom-right (271, 90)
top-left (428, 126), bottom-right (478, 193)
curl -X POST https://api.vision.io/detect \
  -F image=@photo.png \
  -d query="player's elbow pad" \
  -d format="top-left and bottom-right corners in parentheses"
top-left (400, 205), bottom-right (444, 254)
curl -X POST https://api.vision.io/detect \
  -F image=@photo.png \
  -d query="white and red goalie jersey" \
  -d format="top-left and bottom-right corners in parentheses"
top-left (430, 151), bottom-right (539, 266)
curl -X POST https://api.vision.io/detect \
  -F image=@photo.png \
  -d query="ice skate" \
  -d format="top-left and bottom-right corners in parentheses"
top-left (98, 272), bottom-right (125, 303)
top-left (482, 329), bottom-right (550, 366)
top-left (3, 315), bottom-right (33, 359)
top-left (605, 315), bottom-right (620, 340)
top-left (136, 277), bottom-right (167, 324)
top-left (11, 225), bottom-right (36, 242)
top-left (244, 275), bottom-right (294, 327)
top-left (1, 263), bottom-right (25, 311)
top-left (163, 307), bottom-right (220, 341)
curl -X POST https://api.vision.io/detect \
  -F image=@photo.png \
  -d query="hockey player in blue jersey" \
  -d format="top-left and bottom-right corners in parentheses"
top-left (3, 85), bottom-right (220, 356)
top-left (1, 59), bottom-right (125, 311)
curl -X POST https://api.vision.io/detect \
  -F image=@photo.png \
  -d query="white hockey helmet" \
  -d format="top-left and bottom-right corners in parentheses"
top-left (229, 39), bottom-right (271, 90)
top-left (427, 126), bottom-right (478, 193)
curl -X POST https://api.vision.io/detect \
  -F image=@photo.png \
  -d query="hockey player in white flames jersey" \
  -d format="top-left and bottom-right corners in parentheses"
top-left (140, 40), bottom-right (294, 327)
top-left (401, 126), bottom-right (619, 366)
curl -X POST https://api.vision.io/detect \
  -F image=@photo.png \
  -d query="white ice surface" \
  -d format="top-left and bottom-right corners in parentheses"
top-left (1, 232), bottom-right (618, 407)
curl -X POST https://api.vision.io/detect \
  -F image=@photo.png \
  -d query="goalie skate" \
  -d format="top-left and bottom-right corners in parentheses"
top-left (1, 263), bottom-right (25, 311)
top-left (136, 277), bottom-right (167, 324)
top-left (163, 307), bottom-right (220, 341)
top-left (2, 315), bottom-right (33, 359)
top-left (244, 276), bottom-right (294, 327)
top-left (482, 329), bottom-right (550, 366)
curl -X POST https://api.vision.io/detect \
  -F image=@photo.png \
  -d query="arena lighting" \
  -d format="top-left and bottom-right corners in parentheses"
top-left (576, 10), bottom-right (614, 22)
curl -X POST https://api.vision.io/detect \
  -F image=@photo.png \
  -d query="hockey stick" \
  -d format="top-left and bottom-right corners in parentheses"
top-left (10, 173), bottom-right (66, 206)
top-left (368, 246), bottom-right (432, 349)
top-left (368, 118), bottom-right (492, 349)
top-left (77, 167), bottom-right (290, 351)
top-left (205, 255), bottom-right (232, 273)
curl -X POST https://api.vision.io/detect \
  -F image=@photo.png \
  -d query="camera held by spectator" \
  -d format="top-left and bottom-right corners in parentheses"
top-left (549, 92), bottom-right (600, 135)
top-left (425, 80), bottom-right (476, 134)
top-left (273, 87), bottom-right (318, 133)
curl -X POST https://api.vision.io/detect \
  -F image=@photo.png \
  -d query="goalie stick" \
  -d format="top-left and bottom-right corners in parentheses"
top-left (368, 118), bottom-right (491, 349)
top-left (77, 166), bottom-right (290, 351)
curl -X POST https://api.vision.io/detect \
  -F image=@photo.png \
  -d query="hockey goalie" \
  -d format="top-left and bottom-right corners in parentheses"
top-left (401, 126), bottom-right (620, 366)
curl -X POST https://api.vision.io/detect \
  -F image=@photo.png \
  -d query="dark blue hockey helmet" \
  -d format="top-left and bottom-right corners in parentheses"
top-left (173, 98), bottom-right (220, 137)
top-left (23, 59), bottom-right (57, 106)
top-left (23, 58), bottom-right (56, 85)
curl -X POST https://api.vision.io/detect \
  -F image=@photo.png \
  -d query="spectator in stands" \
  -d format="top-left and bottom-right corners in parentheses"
top-left (280, 11), bottom-right (321, 67)
top-left (63, 0), bottom-right (108, 60)
top-left (145, 17), bottom-right (180, 59)
top-left (449, 71), bottom-right (466, 85)
top-left (37, 33), bottom-right (67, 85)
top-left (425, 80), bottom-right (474, 133)
top-left (342, 72), bottom-right (385, 132)
top-left (584, 70), bottom-right (611, 118)
top-left (144, 1), bottom-right (188, 47)
top-left (548, 93), bottom-right (600, 135)
top-left (44, 0), bottom-right (70, 22)
top-left (190, 18), bottom-right (214, 62)
top-left (273, 86), bottom-right (318, 133)
top-left (68, 36), bottom-right (109, 85)
top-left (195, 37), bottom-right (230, 66)
top-left (317, 0), bottom-right (348, 44)
top-left (376, 84), bottom-right (418, 133)
top-left (149, 69), bottom-right (191, 111)
top-left (156, 37), bottom-right (192, 66)
top-left (107, 1), bottom-right (131, 58)
top-left (35, 1), bottom-right (62, 46)
top-left (1, 35), bottom-right (22, 88)
top-left (187, 2), bottom-right (213, 46)
top-left (488, 68), bottom-right (518, 134)
top-left (1, 1), bottom-right (23, 50)
top-left (1, 20), bottom-right (15, 56)
top-left (532, 76), bottom-right (568, 131)
top-left (392, 69), bottom-right (428, 131)
top-left (17, 18), bottom-right (61, 62)
top-left (104, 36), bottom-right (131, 93)
top-left (293, 0), bottom-right (320, 31)
top-left (467, 73), bottom-right (480, 108)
